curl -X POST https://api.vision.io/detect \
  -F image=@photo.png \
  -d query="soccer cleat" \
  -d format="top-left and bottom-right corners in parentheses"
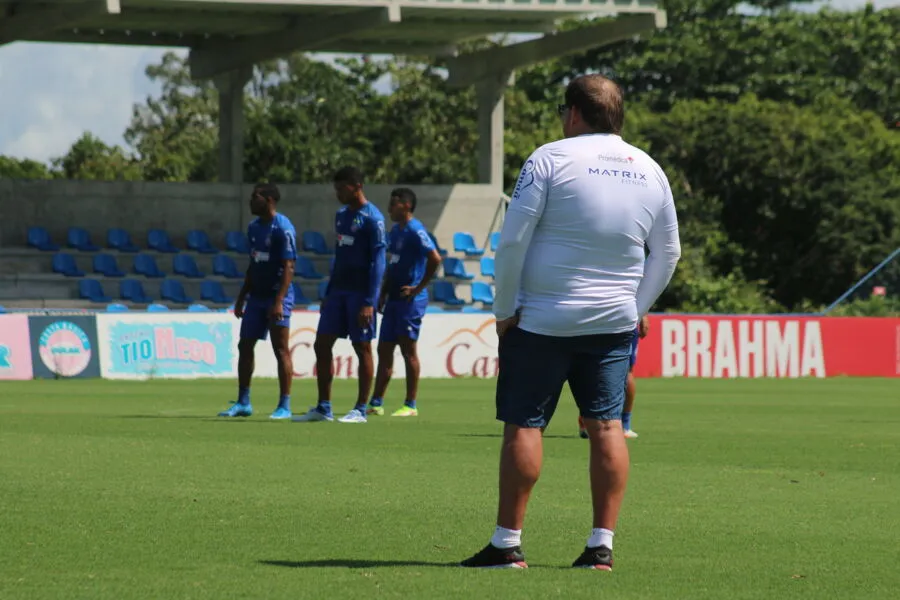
top-left (460, 544), bottom-right (527, 569)
top-left (218, 403), bottom-right (252, 417)
top-left (338, 409), bottom-right (368, 423)
top-left (572, 545), bottom-right (613, 571)
top-left (366, 405), bottom-right (385, 416)
top-left (270, 407), bottom-right (292, 420)
top-left (292, 407), bottom-right (334, 422)
top-left (391, 406), bottom-right (418, 417)
top-left (624, 430), bottom-right (639, 439)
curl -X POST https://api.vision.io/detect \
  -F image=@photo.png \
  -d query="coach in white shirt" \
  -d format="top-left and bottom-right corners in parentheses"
top-left (461, 75), bottom-right (681, 570)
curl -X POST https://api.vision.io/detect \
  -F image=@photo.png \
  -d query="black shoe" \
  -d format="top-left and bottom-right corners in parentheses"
top-left (460, 543), bottom-right (527, 569)
top-left (572, 545), bottom-right (613, 570)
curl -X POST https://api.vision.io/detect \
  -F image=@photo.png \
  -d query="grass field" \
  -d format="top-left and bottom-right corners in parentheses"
top-left (1, 377), bottom-right (899, 599)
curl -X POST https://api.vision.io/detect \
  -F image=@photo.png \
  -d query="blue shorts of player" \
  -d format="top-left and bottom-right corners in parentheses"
top-left (496, 328), bottom-right (634, 428)
top-left (240, 295), bottom-right (293, 340)
top-left (317, 291), bottom-right (376, 343)
top-left (380, 295), bottom-right (428, 343)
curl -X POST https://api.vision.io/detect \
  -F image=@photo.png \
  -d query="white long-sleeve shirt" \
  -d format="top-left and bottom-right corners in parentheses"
top-left (493, 133), bottom-right (681, 337)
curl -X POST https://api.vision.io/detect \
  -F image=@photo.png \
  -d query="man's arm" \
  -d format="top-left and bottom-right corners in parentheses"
top-left (493, 150), bottom-right (552, 321)
top-left (365, 219), bottom-right (387, 307)
top-left (408, 229), bottom-right (442, 297)
top-left (275, 228), bottom-right (298, 304)
top-left (635, 178), bottom-right (681, 317)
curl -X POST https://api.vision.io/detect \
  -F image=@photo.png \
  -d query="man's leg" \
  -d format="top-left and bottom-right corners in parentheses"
top-left (337, 294), bottom-right (377, 423)
top-left (393, 337), bottom-right (419, 416)
top-left (219, 300), bottom-right (265, 417)
top-left (368, 341), bottom-right (396, 416)
top-left (294, 294), bottom-right (346, 422)
top-left (622, 371), bottom-right (638, 437)
top-left (268, 324), bottom-right (293, 419)
top-left (461, 329), bottom-right (568, 569)
top-left (568, 332), bottom-right (632, 571)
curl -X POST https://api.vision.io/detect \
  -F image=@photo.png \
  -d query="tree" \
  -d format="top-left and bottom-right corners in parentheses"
top-left (0, 156), bottom-right (54, 180)
top-left (52, 133), bottom-right (141, 181)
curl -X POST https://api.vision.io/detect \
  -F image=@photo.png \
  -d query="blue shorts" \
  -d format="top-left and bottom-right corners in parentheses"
top-left (317, 291), bottom-right (376, 343)
top-left (240, 295), bottom-right (293, 341)
top-left (380, 296), bottom-right (428, 343)
top-left (629, 329), bottom-right (640, 370)
top-left (496, 328), bottom-right (633, 428)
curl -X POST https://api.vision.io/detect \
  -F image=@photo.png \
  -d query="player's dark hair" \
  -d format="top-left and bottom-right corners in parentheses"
top-left (564, 74), bottom-right (624, 135)
top-left (391, 187), bottom-right (417, 212)
top-left (253, 182), bottom-right (280, 203)
top-left (333, 166), bottom-right (364, 187)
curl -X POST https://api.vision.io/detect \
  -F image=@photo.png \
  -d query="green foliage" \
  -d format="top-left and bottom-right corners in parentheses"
top-left (0, 156), bottom-right (55, 180)
top-left (827, 296), bottom-right (900, 318)
top-left (52, 133), bottom-right (142, 181)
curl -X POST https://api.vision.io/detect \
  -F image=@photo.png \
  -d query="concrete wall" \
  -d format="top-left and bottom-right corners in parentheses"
top-left (0, 180), bottom-right (505, 249)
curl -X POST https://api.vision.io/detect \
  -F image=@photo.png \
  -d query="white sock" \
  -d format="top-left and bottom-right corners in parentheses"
top-left (490, 526), bottom-right (522, 549)
top-left (587, 528), bottom-right (614, 549)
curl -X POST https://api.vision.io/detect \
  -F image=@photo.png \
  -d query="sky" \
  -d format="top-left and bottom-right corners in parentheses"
top-left (0, 0), bottom-right (894, 164)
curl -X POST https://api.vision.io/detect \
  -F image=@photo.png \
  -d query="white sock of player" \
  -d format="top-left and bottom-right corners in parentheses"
top-left (588, 528), bottom-right (614, 549)
top-left (490, 526), bottom-right (522, 549)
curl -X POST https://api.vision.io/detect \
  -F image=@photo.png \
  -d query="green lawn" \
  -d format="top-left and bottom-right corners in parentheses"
top-left (1, 377), bottom-right (898, 599)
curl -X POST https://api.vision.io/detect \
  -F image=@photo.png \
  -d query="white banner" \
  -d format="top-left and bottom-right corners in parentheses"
top-left (253, 311), bottom-right (499, 379)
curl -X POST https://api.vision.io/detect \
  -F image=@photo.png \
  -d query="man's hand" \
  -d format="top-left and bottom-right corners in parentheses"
top-left (496, 309), bottom-right (521, 338)
top-left (638, 315), bottom-right (650, 338)
top-left (400, 285), bottom-right (420, 301)
top-left (358, 305), bottom-right (374, 328)
top-left (234, 298), bottom-right (245, 319)
top-left (269, 299), bottom-right (284, 322)
top-left (377, 293), bottom-right (387, 314)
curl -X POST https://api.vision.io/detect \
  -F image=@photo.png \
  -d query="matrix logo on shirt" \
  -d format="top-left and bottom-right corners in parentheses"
top-left (588, 168), bottom-right (648, 188)
top-left (337, 234), bottom-right (356, 247)
top-left (251, 250), bottom-right (271, 263)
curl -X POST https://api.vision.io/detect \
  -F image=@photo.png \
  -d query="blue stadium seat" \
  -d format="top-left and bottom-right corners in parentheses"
top-left (432, 281), bottom-right (465, 306)
top-left (453, 232), bottom-right (484, 257)
top-left (317, 280), bottom-right (329, 301)
top-left (200, 281), bottom-right (232, 304)
top-left (188, 303), bottom-right (211, 312)
top-left (147, 303), bottom-right (169, 312)
top-left (291, 282), bottom-right (311, 305)
top-left (490, 231), bottom-right (500, 252)
top-left (67, 227), bottom-right (100, 252)
top-left (52, 252), bottom-right (85, 277)
top-left (106, 303), bottom-right (129, 312)
top-left (0, 305), bottom-right (7, 314)
top-left (133, 254), bottom-right (165, 278)
top-left (78, 279), bottom-right (111, 303)
top-left (27, 226), bottom-right (59, 251)
top-left (173, 254), bottom-right (205, 278)
top-left (480, 256), bottom-right (495, 279)
top-left (225, 231), bottom-right (249, 254)
top-left (428, 231), bottom-right (448, 257)
top-left (107, 228), bottom-right (139, 253)
top-left (147, 229), bottom-right (179, 253)
top-left (93, 254), bottom-right (125, 278)
top-left (443, 257), bottom-right (474, 280)
top-left (471, 282), bottom-right (495, 305)
top-left (425, 305), bottom-right (444, 314)
top-left (296, 256), bottom-right (324, 280)
top-left (160, 279), bottom-right (193, 304)
top-left (187, 229), bottom-right (218, 254)
top-left (213, 254), bottom-right (242, 279)
top-left (302, 230), bottom-right (331, 255)
top-left (120, 279), bottom-right (153, 303)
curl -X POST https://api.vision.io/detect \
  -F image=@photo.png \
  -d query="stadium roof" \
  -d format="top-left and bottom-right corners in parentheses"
top-left (0, 0), bottom-right (665, 79)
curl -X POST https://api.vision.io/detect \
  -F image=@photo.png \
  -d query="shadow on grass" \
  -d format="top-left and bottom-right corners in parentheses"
top-left (456, 433), bottom-right (575, 440)
top-left (260, 559), bottom-right (459, 569)
top-left (115, 415), bottom-right (273, 423)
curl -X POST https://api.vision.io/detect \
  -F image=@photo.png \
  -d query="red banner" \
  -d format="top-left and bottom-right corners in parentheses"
top-left (633, 315), bottom-right (900, 378)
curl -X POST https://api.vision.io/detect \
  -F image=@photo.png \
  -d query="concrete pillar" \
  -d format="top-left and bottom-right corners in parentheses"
top-left (475, 71), bottom-right (513, 188)
top-left (214, 67), bottom-right (252, 184)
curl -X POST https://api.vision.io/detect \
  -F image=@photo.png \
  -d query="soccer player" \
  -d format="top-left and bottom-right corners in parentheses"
top-left (293, 166), bottom-right (386, 424)
top-left (218, 183), bottom-right (297, 419)
top-left (579, 315), bottom-right (649, 439)
top-left (461, 75), bottom-right (681, 570)
top-left (367, 188), bottom-right (442, 417)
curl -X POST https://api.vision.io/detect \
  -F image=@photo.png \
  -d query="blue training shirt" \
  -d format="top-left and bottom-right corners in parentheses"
top-left (386, 218), bottom-right (436, 301)
top-left (247, 213), bottom-right (297, 299)
top-left (328, 202), bottom-right (386, 306)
